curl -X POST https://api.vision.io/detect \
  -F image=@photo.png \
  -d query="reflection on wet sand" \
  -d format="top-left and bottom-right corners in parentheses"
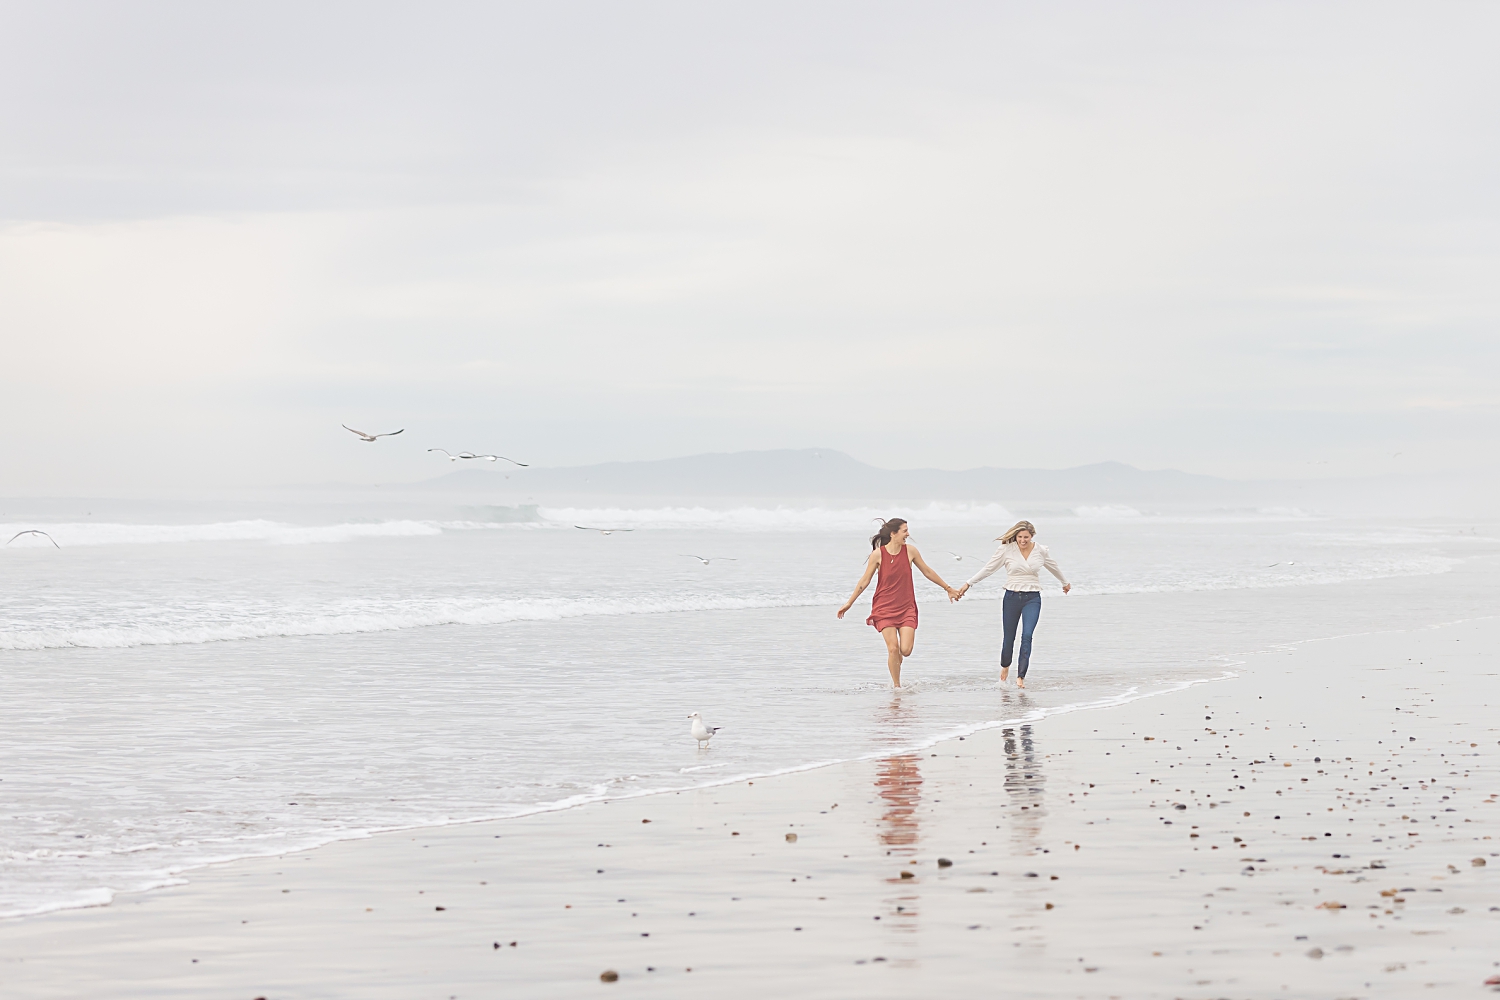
top-left (1002, 723), bottom-right (1047, 850)
top-left (875, 752), bottom-right (923, 960)
top-left (1001, 722), bottom-right (1051, 954)
top-left (873, 694), bottom-right (925, 962)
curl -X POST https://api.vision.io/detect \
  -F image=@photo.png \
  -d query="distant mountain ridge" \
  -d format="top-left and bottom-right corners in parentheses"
top-left (409, 448), bottom-right (1248, 503)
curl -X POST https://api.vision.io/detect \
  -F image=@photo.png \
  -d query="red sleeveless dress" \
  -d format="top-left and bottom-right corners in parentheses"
top-left (867, 543), bottom-right (919, 631)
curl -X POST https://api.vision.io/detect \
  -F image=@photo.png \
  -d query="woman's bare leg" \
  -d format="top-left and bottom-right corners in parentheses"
top-left (898, 627), bottom-right (916, 657)
top-left (881, 627), bottom-right (904, 687)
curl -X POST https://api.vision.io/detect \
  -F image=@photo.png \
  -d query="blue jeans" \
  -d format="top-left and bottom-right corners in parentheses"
top-left (1001, 590), bottom-right (1042, 679)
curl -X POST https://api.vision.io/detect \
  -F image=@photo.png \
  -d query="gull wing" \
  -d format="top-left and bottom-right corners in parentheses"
top-left (7, 530), bottom-right (59, 548)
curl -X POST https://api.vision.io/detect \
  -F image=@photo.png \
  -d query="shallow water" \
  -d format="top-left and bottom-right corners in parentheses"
top-left (1, 499), bottom-right (1495, 917)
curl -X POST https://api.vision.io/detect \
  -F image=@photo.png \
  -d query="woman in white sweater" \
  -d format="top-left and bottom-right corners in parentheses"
top-left (953, 520), bottom-right (1070, 688)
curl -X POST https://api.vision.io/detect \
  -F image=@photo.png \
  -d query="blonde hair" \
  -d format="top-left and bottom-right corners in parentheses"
top-left (998, 520), bottom-right (1037, 544)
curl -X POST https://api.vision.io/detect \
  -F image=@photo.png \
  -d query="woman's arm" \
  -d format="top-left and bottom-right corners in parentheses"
top-left (954, 543), bottom-right (1006, 599)
top-left (908, 545), bottom-right (958, 599)
top-left (837, 551), bottom-right (881, 618)
top-left (1042, 546), bottom-right (1072, 594)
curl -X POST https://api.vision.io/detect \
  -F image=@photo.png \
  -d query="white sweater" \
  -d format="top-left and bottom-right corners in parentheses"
top-left (966, 542), bottom-right (1068, 592)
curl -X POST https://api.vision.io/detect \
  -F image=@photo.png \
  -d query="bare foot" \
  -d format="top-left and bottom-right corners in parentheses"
top-left (1016, 677), bottom-right (1026, 689)
top-left (999, 667), bottom-right (1009, 683)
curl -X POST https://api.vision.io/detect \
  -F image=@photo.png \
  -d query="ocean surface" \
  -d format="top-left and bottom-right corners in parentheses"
top-left (2, 496), bottom-right (1496, 918)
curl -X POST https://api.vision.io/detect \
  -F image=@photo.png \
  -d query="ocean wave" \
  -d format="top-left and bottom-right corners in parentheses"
top-left (0, 519), bottom-right (443, 547)
top-left (1072, 504), bottom-right (1143, 519)
top-left (0, 592), bottom-right (831, 651)
top-left (537, 501), bottom-right (1016, 531)
top-left (0, 553), bottom-right (1460, 651)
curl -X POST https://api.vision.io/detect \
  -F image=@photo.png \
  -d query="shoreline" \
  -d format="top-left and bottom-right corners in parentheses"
top-left (2, 616), bottom-right (1496, 997)
top-left (0, 669), bottom-right (1241, 923)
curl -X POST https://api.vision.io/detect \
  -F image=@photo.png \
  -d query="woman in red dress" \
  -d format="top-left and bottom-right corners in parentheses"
top-left (837, 518), bottom-right (959, 688)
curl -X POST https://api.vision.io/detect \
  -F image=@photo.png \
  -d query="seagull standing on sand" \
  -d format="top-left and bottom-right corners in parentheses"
top-left (7, 529), bottom-right (59, 548)
top-left (680, 554), bottom-right (737, 565)
top-left (689, 712), bottom-right (721, 748)
top-left (343, 424), bottom-right (404, 441)
top-left (428, 449), bottom-right (529, 466)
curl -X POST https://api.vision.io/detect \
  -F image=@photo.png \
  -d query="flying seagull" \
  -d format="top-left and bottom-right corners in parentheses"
top-left (945, 550), bottom-right (977, 562)
top-left (575, 525), bottom-right (633, 535)
top-left (343, 424), bottom-right (404, 442)
top-left (688, 712), bottom-right (721, 748)
top-left (7, 530), bottom-right (59, 548)
top-left (428, 449), bottom-right (528, 466)
top-left (681, 554), bottom-right (737, 565)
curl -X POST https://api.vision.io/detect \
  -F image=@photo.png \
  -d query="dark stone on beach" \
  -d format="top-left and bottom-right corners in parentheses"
top-left (435, 906), bottom-right (445, 911)
top-left (1174, 804), bottom-right (1187, 810)
top-left (785, 833), bottom-right (797, 842)
top-left (899, 871), bottom-right (914, 879)
top-left (937, 858), bottom-right (953, 867)
top-left (642, 819), bottom-right (651, 823)
top-left (1473, 857), bottom-right (1488, 866)
top-left (600, 970), bottom-right (619, 982)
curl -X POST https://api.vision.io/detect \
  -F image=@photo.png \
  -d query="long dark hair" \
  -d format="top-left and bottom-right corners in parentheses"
top-left (870, 518), bottom-right (907, 550)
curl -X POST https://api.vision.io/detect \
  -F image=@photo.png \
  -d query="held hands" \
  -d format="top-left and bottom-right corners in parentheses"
top-left (1062, 584), bottom-right (1071, 594)
top-left (950, 583), bottom-right (969, 602)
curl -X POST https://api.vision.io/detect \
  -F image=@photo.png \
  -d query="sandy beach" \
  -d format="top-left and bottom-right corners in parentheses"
top-left (2, 612), bottom-right (1495, 998)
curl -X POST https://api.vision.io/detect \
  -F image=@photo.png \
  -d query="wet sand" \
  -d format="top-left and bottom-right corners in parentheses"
top-left (1, 617), bottom-right (1496, 998)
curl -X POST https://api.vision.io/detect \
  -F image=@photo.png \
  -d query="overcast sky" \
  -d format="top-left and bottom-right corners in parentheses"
top-left (2, 1), bottom-right (1496, 491)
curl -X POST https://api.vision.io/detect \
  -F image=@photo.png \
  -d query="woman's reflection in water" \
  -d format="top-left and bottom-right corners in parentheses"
top-left (874, 697), bottom-right (924, 958)
top-left (1002, 724), bottom-right (1046, 851)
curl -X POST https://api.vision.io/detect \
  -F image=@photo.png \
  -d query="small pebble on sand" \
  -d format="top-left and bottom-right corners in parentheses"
top-left (600, 970), bottom-right (619, 982)
top-left (937, 858), bottom-right (953, 867)
top-left (785, 833), bottom-right (797, 842)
